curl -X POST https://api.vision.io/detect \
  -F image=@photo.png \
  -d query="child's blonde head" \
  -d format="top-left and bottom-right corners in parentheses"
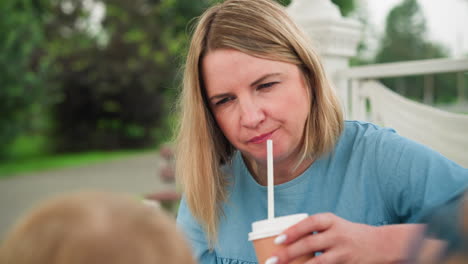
top-left (0, 191), bottom-right (195, 264)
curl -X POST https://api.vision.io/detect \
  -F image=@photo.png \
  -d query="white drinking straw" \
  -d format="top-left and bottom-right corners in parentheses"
top-left (267, 139), bottom-right (274, 220)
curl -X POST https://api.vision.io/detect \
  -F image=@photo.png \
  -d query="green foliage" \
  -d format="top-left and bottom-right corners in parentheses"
top-left (374, 0), bottom-right (453, 104)
top-left (1, 0), bottom-right (358, 162)
top-left (275, 0), bottom-right (292, 6)
top-left (44, 0), bottom-right (215, 152)
top-left (331, 0), bottom-right (356, 17)
top-left (4, 134), bottom-right (50, 160)
top-left (0, 0), bottom-right (52, 159)
top-left (375, 0), bottom-right (446, 62)
top-left (0, 150), bottom-right (143, 178)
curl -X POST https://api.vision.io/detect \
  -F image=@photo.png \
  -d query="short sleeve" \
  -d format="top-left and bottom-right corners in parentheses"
top-left (177, 197), bottom-right (217, 264)
top-left (376, 130), bottom-right (468, 223)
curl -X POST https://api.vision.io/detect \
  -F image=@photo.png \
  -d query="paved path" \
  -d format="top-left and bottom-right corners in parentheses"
top-left (0, 151), bottom-right (175, 239)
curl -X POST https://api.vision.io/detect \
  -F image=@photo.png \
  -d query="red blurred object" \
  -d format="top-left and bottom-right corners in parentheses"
top-left (160, 165), bottom-right (175, 183)
top-left (145, 190), bottom-right (181, 202)
top-left (159, 145), bottom-right (174, 161)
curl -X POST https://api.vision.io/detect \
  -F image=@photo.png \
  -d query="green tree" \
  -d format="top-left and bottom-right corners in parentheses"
top-left (331, 0), bottom-right (356, 17)
top-left (0, 0), bottom-right (52, 159)
top-left (1, 0), bottom-right (361, 158)
top-left (375, 0), bottom-right (447, 63)
top-left (276, 0), bottom-right (356, 16)
top-left (45, 0), bottom-right (216, 152)
top-left (374, 0), bottom-right (452, 103)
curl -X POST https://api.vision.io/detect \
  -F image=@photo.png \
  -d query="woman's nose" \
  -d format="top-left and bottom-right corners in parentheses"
top-left (239, 99), bottom-right (265, 128)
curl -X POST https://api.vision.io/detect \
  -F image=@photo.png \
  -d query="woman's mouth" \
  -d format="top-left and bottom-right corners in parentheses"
top-left (248, 131), bottom-right (275, 144)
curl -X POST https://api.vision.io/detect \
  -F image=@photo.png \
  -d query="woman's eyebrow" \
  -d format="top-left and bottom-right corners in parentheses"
top-left (209, 92), bottom-right (231, 103)
top-left (208, 73), bottom-right (282, 102)
top-left (250, 73), bottom-right (281, 87)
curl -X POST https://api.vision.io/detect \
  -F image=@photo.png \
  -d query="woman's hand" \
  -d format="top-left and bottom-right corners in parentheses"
top-left (265, 213), bottom-right (426, 264)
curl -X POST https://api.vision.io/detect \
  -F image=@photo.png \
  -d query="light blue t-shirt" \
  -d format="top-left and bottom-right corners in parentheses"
top-left (177, 121), bottom-right (468, 264)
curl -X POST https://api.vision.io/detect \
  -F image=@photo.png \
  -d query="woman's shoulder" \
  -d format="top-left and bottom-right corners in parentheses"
top-left (342, 120), bottom-right (436, 153)
top-left (341, 120), bottom-right (402, 146)
top-left (344, 120), bottom-right (395, 135)
top-left (336, 120), bottom-right (423, 169)
top-left (340, 120), bottom-right (460, 171)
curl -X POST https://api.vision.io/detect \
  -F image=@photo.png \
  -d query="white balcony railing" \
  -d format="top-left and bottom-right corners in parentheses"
top-left (286, 0), bottom-right (468, 167)
top-left (338, 58), bottom-right (468, 167)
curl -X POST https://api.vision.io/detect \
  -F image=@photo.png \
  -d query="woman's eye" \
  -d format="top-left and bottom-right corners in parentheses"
top-left (257, 82), bottom-right (278, 90)
top-left (215, 96), bottom-right (234, 106)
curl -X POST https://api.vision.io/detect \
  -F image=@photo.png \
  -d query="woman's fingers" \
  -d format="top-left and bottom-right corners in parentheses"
top-left (304, 251), bottom-right (338, 264)
top-left (277, 213), bottom-right (336, 245)
top-left (266, 215), bottom-right (427, 264)
top-left (272, 231), bottom-right (334, 264)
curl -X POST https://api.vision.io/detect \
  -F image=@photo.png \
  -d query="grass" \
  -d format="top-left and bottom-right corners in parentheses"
top-left (0, 150), bottom-right (145, 179)
top-left (0, 133), bottom-right (158, 179)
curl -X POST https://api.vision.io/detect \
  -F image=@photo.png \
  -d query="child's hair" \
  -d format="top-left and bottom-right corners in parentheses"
top-left (0, 191), bottom-right (196, 264)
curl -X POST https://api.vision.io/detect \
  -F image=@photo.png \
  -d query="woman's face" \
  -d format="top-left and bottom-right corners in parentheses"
top-left (202, 49), bottom-right (310, 165)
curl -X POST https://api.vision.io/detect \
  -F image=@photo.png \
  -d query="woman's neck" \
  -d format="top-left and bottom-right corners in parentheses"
top-left (245, 155), bottom-right (314, 186)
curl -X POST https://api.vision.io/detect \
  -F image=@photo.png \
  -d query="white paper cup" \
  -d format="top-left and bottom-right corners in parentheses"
top-left (248, 214), bottom-right (313, 263)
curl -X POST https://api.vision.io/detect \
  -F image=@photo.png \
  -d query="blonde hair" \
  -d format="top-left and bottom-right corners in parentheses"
top-left (176, 0), bottom-right (343, 247)
top-left (0, 191), bottom-right (196, 264)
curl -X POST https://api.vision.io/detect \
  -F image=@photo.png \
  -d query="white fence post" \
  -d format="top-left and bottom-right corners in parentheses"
top-left (423, 75), bottom-right (434, 105)
top-left (350, 79), bottom-right (367, 121)
top-left (286, 0), bottom-right (362, 118)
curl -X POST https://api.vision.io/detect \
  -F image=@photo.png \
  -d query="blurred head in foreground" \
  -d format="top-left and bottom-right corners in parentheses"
top-left (0, 191), bottom-right (196, 264)
top-left (438, 193), bottom-right (468, 264)
top-left (414, 192), bottom-right (468, 264)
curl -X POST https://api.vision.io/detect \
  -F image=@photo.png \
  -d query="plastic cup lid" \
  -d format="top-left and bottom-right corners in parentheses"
top-left (248, 213), bottom-right (308, 241)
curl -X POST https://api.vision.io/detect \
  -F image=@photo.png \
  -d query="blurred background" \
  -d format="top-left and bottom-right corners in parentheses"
top-left (0, 0), bottom-right (467, 238)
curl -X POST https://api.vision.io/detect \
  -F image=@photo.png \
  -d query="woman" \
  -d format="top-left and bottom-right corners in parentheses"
top-left (175, 0), bottom-right (468, 263)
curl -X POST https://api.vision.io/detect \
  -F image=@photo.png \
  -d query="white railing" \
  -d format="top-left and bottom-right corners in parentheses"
top-left (337, 57), bottom-right (468, 167)
top-left (339, 57), bottom-right (468, 120)
top-left (340, 58), bottom-right (468, 79)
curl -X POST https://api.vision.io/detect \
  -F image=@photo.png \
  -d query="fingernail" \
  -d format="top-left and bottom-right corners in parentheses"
top-left (265, 256), bottom-right (279, 264)
top-left (274, 234), bottom-right (287, 244)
